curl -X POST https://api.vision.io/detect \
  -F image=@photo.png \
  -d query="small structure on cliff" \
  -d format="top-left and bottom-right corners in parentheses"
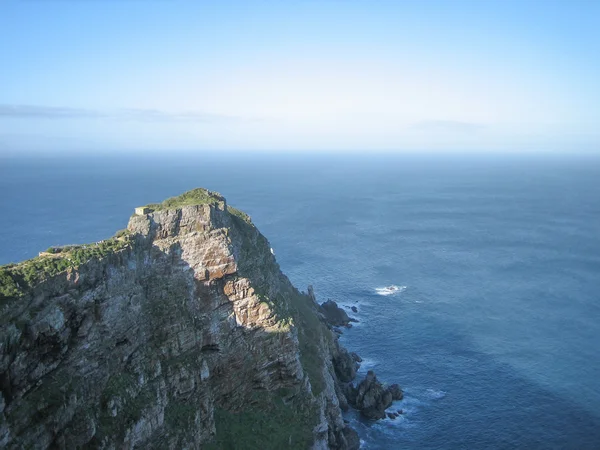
top-left (134, 206), bottom-right (152, 215)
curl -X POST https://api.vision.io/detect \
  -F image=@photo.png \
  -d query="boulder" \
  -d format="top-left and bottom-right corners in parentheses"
top-left (350, 352), bottom-right (362, 363)
top-left (354, 371), bottom-right (394, 420)
top-left (388, 383), bottom-right (403, 401)
top-left (320, 300), bottom-right (350, 327)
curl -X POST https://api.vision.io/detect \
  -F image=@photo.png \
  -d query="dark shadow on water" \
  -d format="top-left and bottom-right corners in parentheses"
top-left (344, 308), bottom-right (600, 450)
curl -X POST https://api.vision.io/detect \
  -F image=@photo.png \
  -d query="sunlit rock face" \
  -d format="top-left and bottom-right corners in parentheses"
top-left (0, 191), bottom-right (357, 449)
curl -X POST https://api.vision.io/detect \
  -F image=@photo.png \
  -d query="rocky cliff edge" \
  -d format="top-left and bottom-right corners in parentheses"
top-left (0, 188), bottom-right (360, 449)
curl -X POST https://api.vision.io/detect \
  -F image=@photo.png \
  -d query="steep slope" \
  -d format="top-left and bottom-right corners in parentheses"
top-left (0, 189), bottom-right (358, 449)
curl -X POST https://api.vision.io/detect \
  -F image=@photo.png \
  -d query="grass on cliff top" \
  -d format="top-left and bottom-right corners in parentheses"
top-left (142, 188), bottom-right (225, 212)
top-left (141, 187), bottom-right (253, 224)
top-left (0, 230), bottom-right (132, 305)
top-left (228, 205), bottom-right (252, 224)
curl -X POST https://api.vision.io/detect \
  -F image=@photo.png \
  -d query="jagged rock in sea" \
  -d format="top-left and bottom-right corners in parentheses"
top-left (388, 383), bottom-right (404, 401)
top-left (319, 300), bottom-right (352, 327)
top-left (0, 188), bottom-right (359, 449)
top-left (347, 370), bottom-right (403, 420)
top-left (317, 295), bottom-right (403, 422)
top-left (350, 352), bottom-right (362, 363)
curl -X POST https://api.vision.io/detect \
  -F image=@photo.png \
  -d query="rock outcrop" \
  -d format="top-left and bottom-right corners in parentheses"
top-left (338, 370), bottom-right (403, 420)
top-left (319, 300), bottom-right (352, 327)
top-left (319, 299), bottom-right (404, 422)
top-left (0, 189), bottom-right (359, 449)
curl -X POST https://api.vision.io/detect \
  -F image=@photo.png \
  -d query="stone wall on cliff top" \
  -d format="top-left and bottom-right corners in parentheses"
top-left (0, 189), bottom-right (358, 449)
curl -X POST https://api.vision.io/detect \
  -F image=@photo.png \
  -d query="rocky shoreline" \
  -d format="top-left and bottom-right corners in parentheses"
top-left (0, 189), bottom-right (402, 449)
top-left (309, 288), bottom-right (405, 422)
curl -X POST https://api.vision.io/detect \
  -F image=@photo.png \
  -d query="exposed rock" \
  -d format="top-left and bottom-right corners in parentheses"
top-left (332, 346), bottom-right (358, 383)
top-left (308, 285), bottom-right (318, 305)
top-left (319, 300), bottom-right (351, 327)
top-left (350, 352), bottom-right (362, 363)
top-left (0, 189), bottom-right (358, 449)
top-left (334, 382), bottom-right (349, 412)
top-left (340, 382), bottom-right (358, 407)
top-left (354, 371), bottom-right (394, 420)
top-left (341, 426), bottom-right (360, 450)
top-left (389, 383), bottom-right (404, 401)
top-left (351, 306), bottom-right (358, 313)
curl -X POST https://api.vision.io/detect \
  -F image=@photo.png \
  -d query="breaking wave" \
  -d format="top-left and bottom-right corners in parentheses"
top-left (375, 285), bottom-right (407, 296)
top-left (424, 388), bottom-right (446, 400)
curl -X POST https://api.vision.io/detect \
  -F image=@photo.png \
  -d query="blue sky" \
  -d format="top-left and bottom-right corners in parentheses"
top-left (1, 0), bottom-right (599, 153)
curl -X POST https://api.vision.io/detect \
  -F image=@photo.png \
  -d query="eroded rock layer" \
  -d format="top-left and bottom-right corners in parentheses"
top-left (0, 190), bottom-right (358, 449)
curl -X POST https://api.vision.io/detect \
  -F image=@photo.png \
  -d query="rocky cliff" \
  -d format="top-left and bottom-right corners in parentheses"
top-left (0, 189), bottom-right (360, 449)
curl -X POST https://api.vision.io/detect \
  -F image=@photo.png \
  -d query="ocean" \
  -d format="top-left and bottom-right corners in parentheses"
top-left (1, 151), bottom-right (599, 449)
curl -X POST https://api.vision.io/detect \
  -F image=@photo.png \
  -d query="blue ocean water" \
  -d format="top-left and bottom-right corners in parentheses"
top-left (1, 152), bottom-right (599, 449)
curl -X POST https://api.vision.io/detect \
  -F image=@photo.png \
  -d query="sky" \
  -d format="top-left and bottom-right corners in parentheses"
top-left (0, 0), bottom-right (599, 153)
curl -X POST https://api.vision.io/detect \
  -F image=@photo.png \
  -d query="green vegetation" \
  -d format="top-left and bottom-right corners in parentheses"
top-left (164, 399), bottom-right (197, 430)
top-left (141, 188), bottom-right (225, 212)
top-left (226, 200), bottom-right (329, 396)
top-left (98, 372), bottom-right (155, 440)
top-left (24, 369), bottom-right (74, 416)
top-left (206, 392), bottom-right (317, 450)
top-left (0, 230), bottom-right (132, 305)
top-left (0, 270), bottom-right (21, 300)
top-left (290, 290), bottom-right (329, 396)
top-left (228, 206), bottom-right (252, 224)
top-left (114, 228), bottom-right (129, 238)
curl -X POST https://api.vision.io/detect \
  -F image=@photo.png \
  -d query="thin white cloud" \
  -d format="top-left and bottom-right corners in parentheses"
top-left (0, 105), bottom-right (105, 119)
top-left (0, 104), bottom-right (244, 123)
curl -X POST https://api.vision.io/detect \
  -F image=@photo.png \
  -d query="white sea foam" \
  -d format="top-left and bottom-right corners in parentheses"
top-left (424, 388), bottom-right (446, 400)
top-left (382, 413), bottom-right (408, 425)
top-left (378, 404), bottom-right (417, 429)
top-left (375, 285), bottom-right (407, 296)
top-left (356, 358), bottom-right (378, 373)
top-left (348, 319), bottom-right (364, 327)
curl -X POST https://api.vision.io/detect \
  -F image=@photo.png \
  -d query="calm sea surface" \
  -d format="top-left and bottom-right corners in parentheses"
top-left (1, 152), bottom-right (599, 449)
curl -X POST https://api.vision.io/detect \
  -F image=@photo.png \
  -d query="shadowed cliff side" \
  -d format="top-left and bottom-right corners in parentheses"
top-left (0, 189), bottom-right (358, 449)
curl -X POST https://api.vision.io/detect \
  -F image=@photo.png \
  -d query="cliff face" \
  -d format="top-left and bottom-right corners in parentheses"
top-left (0, 190), bottom-right (357, 449)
